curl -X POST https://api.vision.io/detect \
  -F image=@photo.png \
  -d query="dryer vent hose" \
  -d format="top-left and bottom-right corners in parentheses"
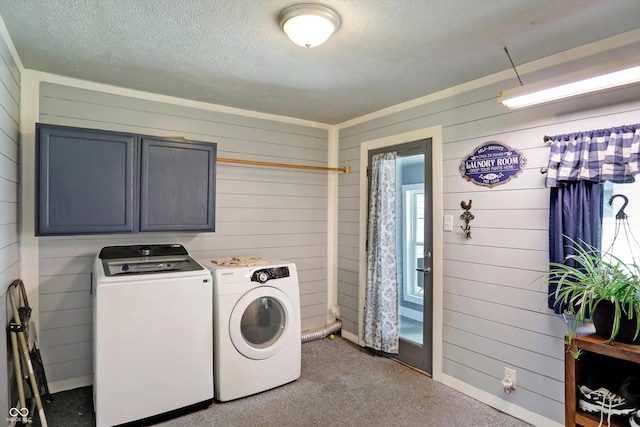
top-left (301, 319), bottom-right (342, 343)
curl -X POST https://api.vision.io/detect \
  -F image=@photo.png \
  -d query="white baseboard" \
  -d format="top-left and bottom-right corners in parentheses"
top-left (340, 329), bottom-right (360, 345)
top-left (440, 373), bottom-right (563, 427)
top-left (48, 374), bottom-right (92, 394)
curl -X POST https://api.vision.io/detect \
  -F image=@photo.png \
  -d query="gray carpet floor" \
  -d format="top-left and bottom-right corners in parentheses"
top-left (42, 336), bottom-right (532, 426)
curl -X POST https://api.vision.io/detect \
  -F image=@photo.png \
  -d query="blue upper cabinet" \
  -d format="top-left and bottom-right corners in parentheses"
top-left (36, 124), bottom-right (217, 235)
top-left (36, 124), bottom-right (137, 235)
top-left (140, 137), bottom-right (216, 232)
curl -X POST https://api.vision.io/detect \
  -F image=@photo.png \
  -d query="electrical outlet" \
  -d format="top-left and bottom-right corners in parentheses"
top-left (504, 367), bottom-right (516, 389)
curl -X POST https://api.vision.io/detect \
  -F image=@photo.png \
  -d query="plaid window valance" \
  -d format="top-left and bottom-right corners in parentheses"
top-left (545, 124), bottom-right (640, 188)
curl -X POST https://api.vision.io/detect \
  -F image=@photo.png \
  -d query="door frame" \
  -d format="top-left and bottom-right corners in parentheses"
top-left (357, 125), bottom-right (443, 382)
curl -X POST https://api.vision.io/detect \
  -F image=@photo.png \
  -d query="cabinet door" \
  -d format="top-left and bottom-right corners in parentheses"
top-left (36, 124), bottom-right (137, 235)
top-left (139, 137), bottom-right (216, 232)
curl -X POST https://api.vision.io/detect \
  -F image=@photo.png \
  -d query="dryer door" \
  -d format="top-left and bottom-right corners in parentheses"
top-left (229, 286), bottom-right (296, 360)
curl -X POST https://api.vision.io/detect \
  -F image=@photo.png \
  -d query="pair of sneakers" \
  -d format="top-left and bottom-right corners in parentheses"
top-left (578, 385), bottom-right (636, 426)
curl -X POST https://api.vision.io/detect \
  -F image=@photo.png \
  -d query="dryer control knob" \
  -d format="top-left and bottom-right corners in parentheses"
top-left (257, 271), bottom-right (269, 283)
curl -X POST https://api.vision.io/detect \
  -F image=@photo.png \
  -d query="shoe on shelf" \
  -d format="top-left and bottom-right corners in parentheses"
top-left (578, 385), bottom-right (637, 415)
top-left (621, 376), bottom-right (640, 406)
top-left (631, 410), bottom-right (640, 427)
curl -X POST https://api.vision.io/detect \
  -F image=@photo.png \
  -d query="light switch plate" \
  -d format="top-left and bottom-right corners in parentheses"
top-left (444, 215), bottom-right (453, 231)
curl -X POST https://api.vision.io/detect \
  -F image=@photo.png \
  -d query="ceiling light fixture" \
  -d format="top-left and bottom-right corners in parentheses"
top-left (498, 58), bottom-right (640, 109)
top-left (278, 4), bottom-right (340, 48)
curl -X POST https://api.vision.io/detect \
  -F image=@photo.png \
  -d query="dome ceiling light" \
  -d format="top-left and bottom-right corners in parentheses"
top-left (278, 4), bottom-right (340, 48)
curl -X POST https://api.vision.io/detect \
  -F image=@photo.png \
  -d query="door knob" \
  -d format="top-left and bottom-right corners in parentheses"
top-left (416, 267), bottom-right (432, 275)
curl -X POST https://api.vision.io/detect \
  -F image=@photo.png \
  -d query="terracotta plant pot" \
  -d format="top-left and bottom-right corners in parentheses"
top-left (592, 300), bottom-right (640, 344)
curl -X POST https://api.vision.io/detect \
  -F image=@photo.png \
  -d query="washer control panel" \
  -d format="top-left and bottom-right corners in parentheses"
top-left (251, 266), bottom-right (290, 284)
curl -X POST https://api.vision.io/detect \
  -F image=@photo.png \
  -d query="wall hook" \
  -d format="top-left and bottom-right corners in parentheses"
top-left (460, 200), bottom-right (474, 239)
top-left (609, 194), bottom-right (629, 220)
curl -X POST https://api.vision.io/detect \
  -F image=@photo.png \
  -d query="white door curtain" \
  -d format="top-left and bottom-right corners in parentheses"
top-left (363, 151), bottom-right (399, 354)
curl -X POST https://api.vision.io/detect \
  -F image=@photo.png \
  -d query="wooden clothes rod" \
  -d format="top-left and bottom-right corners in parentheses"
top-left (166, 136), bottom-right (350, 173)
top-left (217, 157), bottom-right (351, 173)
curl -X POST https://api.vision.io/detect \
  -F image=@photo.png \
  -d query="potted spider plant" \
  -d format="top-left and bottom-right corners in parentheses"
top-left (548, 237), bottom-right (640, 353)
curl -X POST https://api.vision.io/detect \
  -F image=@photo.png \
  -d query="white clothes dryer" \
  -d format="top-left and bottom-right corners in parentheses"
top-left (202, 259), bottom-right (301, 402)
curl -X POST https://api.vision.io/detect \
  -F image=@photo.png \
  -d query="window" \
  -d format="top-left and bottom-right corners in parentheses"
top-left (402, 184), bottom-right (424, 305)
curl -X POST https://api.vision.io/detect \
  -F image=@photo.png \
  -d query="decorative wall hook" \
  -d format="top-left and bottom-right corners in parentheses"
top-left (460, 200), bottom-right (474, 239)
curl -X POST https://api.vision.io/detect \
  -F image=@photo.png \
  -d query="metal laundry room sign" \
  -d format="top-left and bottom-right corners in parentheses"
top-left (459, 141), bottom-right (526, 188)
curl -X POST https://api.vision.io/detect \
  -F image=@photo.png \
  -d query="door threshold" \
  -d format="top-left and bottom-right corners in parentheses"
top-left (388, 356), bottom-right (432, 377)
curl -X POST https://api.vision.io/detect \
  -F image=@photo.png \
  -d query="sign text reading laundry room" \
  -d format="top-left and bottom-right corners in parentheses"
top-left (459, 141), bottom-right (526, 188)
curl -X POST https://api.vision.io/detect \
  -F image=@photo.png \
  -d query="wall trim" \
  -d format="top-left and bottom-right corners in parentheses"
top-left (326, 126), bottom-right (339, 323)
top-left (0, 13), bottom-right (24, 71)
top-left (441, 373), bottom-right (563, 427)
top-left (340, 329), bottom-right (359, 344)
top-left (357, 125), bottom-right (444, 382)
top-left (337, 28), bottom-right (640, 130)
top-left (19, 70), bottom-right (40, 331)
top-left (27, 69), bottom-right (331, 130)
top-left (48, 375), bottom-right (93, 395)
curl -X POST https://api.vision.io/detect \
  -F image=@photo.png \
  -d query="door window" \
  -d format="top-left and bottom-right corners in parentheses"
top-left (403, 184), bottom-right (425, 304)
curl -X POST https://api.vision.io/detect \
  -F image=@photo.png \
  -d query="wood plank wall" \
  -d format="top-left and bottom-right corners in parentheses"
top-left (0, 32), bottom-right (20, 418)
top-left (338, 74), bottom-right (640, 423)
top-left (36, 82), bottom-right (329, 387)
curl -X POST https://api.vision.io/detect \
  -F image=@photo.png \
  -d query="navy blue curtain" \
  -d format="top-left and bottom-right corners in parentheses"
top-left (548, 181), bottom-right (603, 313)
top-left (546, 125), bottom-right (640, 313)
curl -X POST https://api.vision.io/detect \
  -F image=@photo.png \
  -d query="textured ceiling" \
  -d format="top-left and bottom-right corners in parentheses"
top-left (1, 0), bottom-right (640, 124)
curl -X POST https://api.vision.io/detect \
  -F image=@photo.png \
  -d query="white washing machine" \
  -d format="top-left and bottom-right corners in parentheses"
top-left (201, 259), bottom-right (301, 402)
top-left (93, 244), bottom-right (214, 427)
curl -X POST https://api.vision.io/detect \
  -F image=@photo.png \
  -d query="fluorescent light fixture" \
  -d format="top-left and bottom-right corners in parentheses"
top-left (278, 4), bottom-right (340, 48)
top-left (498, 58), bottom-right (640, 109)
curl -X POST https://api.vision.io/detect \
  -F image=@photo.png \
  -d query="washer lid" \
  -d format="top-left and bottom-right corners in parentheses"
top-left (98, 244), bottom-right (188, 259)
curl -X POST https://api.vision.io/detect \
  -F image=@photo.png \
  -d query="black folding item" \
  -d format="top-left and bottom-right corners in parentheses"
top-left (8, 279), bottom-right (51, 426)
